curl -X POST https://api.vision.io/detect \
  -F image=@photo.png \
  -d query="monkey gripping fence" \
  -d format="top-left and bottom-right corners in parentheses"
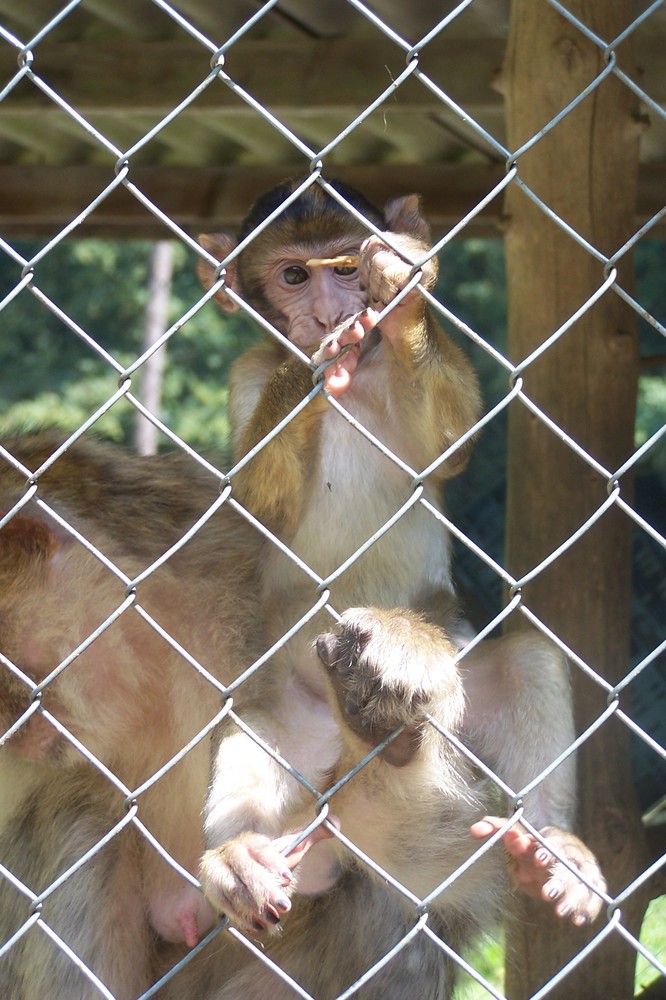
top-left (0, 0), bottom-right (664, 997)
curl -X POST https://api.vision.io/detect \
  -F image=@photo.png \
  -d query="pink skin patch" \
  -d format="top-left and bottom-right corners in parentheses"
top-left (318, 308), bottom-right (379, 397)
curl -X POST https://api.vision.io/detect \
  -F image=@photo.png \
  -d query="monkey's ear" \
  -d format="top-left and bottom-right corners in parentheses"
top-left (383, 194), bottom-right (432, 243)
top-left (197, 233), bottom-right (241, 314)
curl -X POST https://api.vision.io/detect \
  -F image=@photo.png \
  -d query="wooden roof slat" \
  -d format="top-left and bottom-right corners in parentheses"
top-left (0, 39), bottom-right (505, 115)
top-left (0, 163), bottom-right (663, 240)
top-left (0, 1), bottom-right (663, 237)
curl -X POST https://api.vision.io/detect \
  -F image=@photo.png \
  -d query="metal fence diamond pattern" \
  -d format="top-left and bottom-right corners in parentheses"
top-left (0, 1), bottom-right (664, 998)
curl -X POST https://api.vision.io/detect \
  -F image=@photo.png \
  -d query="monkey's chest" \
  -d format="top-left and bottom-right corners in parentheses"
top-left (265, 408), bottom-right (453, 609)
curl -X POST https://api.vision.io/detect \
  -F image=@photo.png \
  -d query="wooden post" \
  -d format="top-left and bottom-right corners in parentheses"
top-left (502, 1), bottom-right (651, 996)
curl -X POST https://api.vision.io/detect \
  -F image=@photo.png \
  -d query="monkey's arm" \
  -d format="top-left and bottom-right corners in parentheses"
top-left (461, 634), bottom-right (576, 831)
top-left (199, 697), bottom-right (338, 936)
top-left (357, 223), bottom-right (482, 477)
top-left (228, 343), bottom-right (328, 536)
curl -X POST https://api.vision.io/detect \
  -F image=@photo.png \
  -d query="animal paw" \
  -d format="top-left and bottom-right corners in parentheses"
top-left (316, 607), bottom-right (463, 766)
top-left (471, 817), bottom-right (607, 925)
top-left (199, 825), bottom-right (335, 935)
top-left (359, 230), bottom-right (436, 311)
top-left (199, 832), bottom-right (294, 935)
top-left (311, 308), bottom-right (378, 397)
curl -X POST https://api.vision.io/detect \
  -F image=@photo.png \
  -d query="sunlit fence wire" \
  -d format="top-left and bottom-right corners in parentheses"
top-left (0, 1), bottom-right (664, 998)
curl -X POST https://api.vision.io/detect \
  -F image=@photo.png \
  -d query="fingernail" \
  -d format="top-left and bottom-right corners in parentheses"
top-left (275, 893), bottom-right (291, 912)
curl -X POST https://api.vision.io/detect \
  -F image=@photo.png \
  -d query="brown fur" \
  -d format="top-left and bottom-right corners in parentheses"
top-left (187, 180), bottom-right (605, 999)
top-left (0, 180), bottom-right (606, 1000)
top-left (0, 434), bottom-right (260, 998)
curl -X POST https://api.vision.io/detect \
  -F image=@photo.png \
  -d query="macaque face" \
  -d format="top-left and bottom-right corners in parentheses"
top-left (258, 240), bottom-right (368, 350)
top-left (198, 178), bottom-right (387, 348)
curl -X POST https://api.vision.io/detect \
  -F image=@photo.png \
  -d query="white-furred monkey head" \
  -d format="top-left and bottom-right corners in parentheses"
top-left (197, 177), bottom-right (433, 351)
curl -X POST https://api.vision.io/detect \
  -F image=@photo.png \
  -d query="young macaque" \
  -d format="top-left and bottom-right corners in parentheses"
top-left (188, 178), bottom-right (607, 997)
top-left (0, 434), bottom-right (262, 998)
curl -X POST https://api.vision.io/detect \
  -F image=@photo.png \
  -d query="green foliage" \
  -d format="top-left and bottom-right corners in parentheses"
top-left (457, 932), bottom-right (504, 998)
top-left (0, 237), bottom-right (259, 452)
top-left (635, 894), bottom-right (666, 995)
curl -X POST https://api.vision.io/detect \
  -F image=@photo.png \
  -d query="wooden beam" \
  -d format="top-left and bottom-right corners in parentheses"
top-left (0, 38), bottom-right (504, 115)
top-left (0, 33), bottom-right (661, 118)
top-left (0, 163), bottom-right (663, 240)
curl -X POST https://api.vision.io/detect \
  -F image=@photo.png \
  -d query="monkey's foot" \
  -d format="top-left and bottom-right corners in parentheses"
top-left (316, 607), bottom-right (464, 767)
top-left (199, 833), bottom-right (294, 935)
top-left (199, 826), bottom-right (333, 935)
top-left (471, 817), bottom-right (607, 925)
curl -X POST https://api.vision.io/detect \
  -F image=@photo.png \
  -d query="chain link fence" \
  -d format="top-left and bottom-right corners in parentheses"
top-left (0, 1), bottom-right (664, 998)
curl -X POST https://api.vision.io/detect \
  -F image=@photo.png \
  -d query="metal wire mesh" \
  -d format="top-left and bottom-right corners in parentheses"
top-left (0, 1), bottom-right (664, 998)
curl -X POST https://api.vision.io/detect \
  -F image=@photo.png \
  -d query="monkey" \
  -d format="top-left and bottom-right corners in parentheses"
top-left (0, 178), bottom-right (607, 1000)
top-left (0, 436), bottom-right (485, 1000)
top-left (0, 434), bottom-right (265, 998)
top-left (191, 606), bottom-right (506, 1000)
top-left (176, 176), bottom-right (608, 998)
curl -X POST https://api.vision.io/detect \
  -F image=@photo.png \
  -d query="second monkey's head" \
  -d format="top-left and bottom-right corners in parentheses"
top-left (198, 177), bottom-right (386, 350)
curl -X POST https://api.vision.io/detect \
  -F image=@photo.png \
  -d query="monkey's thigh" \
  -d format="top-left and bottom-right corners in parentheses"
top-left (213, 870), bottom-right (457, 1000)
top-left (0, 769), bottom-right (153, 1000)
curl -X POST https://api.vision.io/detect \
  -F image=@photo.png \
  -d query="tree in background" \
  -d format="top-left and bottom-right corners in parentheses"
top-left (0, 238), bottom-right (259, 454)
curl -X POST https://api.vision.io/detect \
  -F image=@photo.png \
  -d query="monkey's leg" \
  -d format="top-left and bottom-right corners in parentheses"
top-left (199, 873), bottom-right (456, 1000)
top-left (312, 608), bottom-right (504, 976)
top-left (316, 606), bottom-right (466, 767)
top-left (461, 632), bottom-right (607, 923)
top-left (0, 772), bottom-right (154, 1000)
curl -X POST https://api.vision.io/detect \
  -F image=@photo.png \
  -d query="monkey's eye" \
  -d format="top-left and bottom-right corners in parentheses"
top-left (282, 265), bottom-right (309, 285)
top-left (333, 265), bottom-right (358, 277)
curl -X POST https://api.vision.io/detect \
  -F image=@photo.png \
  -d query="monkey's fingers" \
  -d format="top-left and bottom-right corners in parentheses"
top-left (199, 835), bottom-right (294, 936)
top-left (470, 816), bottom-right (525, 845)
top-left (472, 817), bottom-right (606, 926)
top-left (312, 309), bottom-right (379, 397)
top-left (472, 815), bottom-right (552, 869)
top-left (273, 822), bottom-right (337, 871)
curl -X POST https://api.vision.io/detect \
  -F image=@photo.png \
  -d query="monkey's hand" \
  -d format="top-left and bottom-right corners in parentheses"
top-left (316, 607), bottom-right (464, 767)
top-left (199, 826), bottom-right (333, 935)
top-left (471, 817), bottom-right (607, 926)
top-left (311, 308), bottom-right (378, 397)
top-left (359, 230), bottom-right (437, 335)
